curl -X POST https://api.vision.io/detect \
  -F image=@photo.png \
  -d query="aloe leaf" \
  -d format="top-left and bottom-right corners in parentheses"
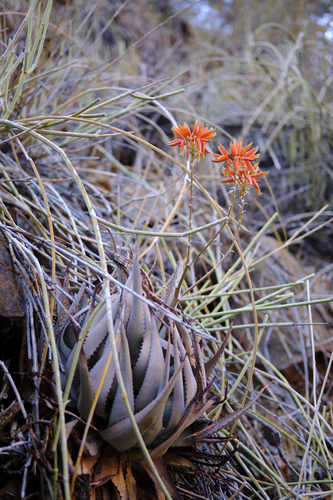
top-left (177, 323), bottom-right (193, 361)
top-left (58, 284), bottom-right (86, 345)
top-left (102, 360), bottom-right (185, 451)
top-left (165, 323), bottom-right (185, 432)
top-left (132, 314), bottom-right (153, 393)
top-left (83, 297), bottom-right (120, 363)
top-left (77, 350), bottom-right (94, 420)
top-left (57, 284), bottom-right (87, 364)
top-left (124, 258), bottom-right (151, 360)
top-left (83, 313), bottom-right (108, 362)
top-left (172, 325), bottom-right (197, 407)
top-left (204, 325), bottom-right (232, 379)
top-left (165, 263), bottom-right (184, 308)
top-left (108, 324), bottom-right (134, 426)
top-left (151, 396), bottom-right (216, 458)
top-left (190, 384), bottom-right (269, 440)
top-left (156, 265), bottom-right (185, 346)
top-left (161, 330), bottom-right (171, 391)
top-left (192, 332), bottom-right (207, 395)
top-left (58, 336), bottom-right (72, 375)
top-left (157, 263), bottom-right (184, 330)
top-left (64, 347), bottom-right (80, 402)
top-left (135, 316), bottom-right (164, 412)
top-left (88, 332), bottom-right (117, 418)
top-left (182, 358), bottom-right (198, 407)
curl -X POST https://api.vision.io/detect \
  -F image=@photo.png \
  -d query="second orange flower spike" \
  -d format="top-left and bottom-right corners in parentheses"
top-left (213, 139), bottom-right (268, 193)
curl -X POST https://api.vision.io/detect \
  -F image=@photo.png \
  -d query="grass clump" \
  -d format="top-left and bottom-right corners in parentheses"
top-left (0, 1), bottom-right (332, 499)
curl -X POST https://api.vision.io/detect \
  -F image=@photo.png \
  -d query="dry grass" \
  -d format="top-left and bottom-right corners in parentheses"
top-left (0, 1), bottom-right (332, 499)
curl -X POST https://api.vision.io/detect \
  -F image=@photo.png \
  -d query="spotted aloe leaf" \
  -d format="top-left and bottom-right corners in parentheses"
top-left (135, 315), bottom-right (164, 412)
top-left (86, 332), bottom-right (117, 419)
top-left (108, 324), bottom-right (134, 426)
top-left (77, 350), bottom-right (94, 420)
top-left (83, 297), bottom-right (120, 363)
top-left (123, 256), bottom-right (151, 361)
top-left (101, 360), bottom-right (186, 451)
top-left (164, 324), bottom-right (185, 432)
top-left (176, 327), bottom-right (197, 407)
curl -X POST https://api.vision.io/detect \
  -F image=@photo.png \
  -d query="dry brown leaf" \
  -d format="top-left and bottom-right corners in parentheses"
top-left (0, 233), bottom-right (24, 318)
top-left (164, 451), bottom-right (194, 468)
top-left (123, 462), bottom-right (137, 499)
top-left (93, 454), bottom-right (136, 499)
top-left (80, 455), bottom-right (99, 476)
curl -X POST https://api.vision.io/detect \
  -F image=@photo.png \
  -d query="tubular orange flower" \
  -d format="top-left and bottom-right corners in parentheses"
top-left (213, 139), bottom-right (268, 193)
top-left (169, 121), bottom-right (215, 160)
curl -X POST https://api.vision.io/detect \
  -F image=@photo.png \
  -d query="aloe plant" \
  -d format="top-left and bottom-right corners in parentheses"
top-left (59, 260), bottom-right (224, 452)
top-left (57, 258), bottom-right (244, 497)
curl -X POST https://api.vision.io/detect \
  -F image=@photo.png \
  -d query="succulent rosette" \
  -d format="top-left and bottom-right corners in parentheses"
top-left (58, 259), bottom-right (225, 457)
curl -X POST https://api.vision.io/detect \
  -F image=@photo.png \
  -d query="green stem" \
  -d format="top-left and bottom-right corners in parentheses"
top-left (172, 157), bottom-right (193, 306)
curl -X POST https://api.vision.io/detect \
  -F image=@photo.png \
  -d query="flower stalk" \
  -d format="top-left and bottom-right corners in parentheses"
top-left (169, 121), bottom-right (215, 302)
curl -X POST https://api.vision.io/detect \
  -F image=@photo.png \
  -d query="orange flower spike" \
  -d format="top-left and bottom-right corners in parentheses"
top-left (213, 139), bottom-right (267, 193)
top-left (169, 121), bottom-right (215, 160)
